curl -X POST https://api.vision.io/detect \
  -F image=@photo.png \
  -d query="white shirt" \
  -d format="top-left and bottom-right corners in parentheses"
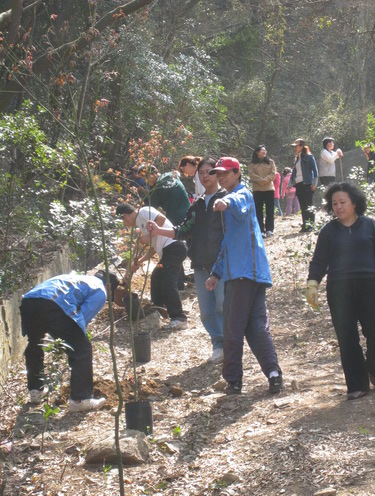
top-left (319, 149), bottom-right (339, 177)
top-left (295, 155), bottom-right (303, 183)
top-left (136, 207), bottom-right (175, 258)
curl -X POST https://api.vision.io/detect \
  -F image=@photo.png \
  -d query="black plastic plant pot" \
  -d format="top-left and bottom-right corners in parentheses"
top-left (133, 332), bottom-right (151, 363)
top-left (123, 292), bottom-right (145, 321)
top-left (125, 400), bottom-right (153, 435)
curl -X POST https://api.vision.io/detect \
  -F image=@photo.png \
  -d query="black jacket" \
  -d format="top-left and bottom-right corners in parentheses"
top-left (174, 188), bottom-right (227, 270)
top-left (308, 216), bottom-right (375, 283)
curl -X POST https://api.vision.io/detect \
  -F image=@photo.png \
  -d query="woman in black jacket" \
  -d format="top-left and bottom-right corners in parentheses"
top-left (307, 182), bottom-right (375, 400)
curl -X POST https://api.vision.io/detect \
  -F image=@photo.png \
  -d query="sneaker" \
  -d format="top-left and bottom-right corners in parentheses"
top-left (168, 319), bottom-right (188, 330)
top-left (208, 348), bottom-right (224, 364)
top-left (369, 374), bottom-right (375, 387)
top-left (68, 397), bottom-right (106, 412)
top-left (347, 391), bottom-right (368, 401)
top-left (265, 231), bottom-right (273, 238)
top-left (29, 388), bottom-right (47, 404)
top-left (225, 381), bottom-right (242, 395)
top-left (268, 375), bottom-right (284, 394)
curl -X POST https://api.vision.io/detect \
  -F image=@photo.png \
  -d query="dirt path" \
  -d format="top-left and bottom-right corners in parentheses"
top-left (1, 214), bottom-right (375, 496)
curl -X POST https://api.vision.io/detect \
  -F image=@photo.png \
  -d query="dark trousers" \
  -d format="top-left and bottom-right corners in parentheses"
top-left (20, 298), bottom-right (93, 400)
top-left (151, 241), bottom-right (187, 320)
top-left (327, 278), bottom-right (375, 393)
top-left (253, 190), bottom-right (275, 233)
top-left (222, 278), bottom-right (281, 382)
top-left (295, 182), bottom-right (315, 230)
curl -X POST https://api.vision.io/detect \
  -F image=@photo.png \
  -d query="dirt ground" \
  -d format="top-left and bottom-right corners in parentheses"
top-left (1, 214), bottom-right (375, 496)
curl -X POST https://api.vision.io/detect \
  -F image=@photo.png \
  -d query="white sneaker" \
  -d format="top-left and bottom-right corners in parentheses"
top-left (68, 397), bottom-right (106, 412)
top-left (169, 319), bottom-right (188, 330)
top-left (265, 231), bottom-right (273, 238)
top-left (29, 388), bottom-right (47, 404)
top-left (208, 348), bottom-right (224, 364)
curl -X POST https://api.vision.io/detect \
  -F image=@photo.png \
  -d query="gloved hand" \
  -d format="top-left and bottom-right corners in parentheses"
top-left (306, 280), bottom-right (319, 309)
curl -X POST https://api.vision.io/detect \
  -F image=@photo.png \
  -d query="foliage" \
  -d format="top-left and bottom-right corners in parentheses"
top-left (355, 113), bottom-right (375, 149)
top-left (0, 101), bottom-right (78, 295)
top-left (49, 197), bottom-right (122, 271)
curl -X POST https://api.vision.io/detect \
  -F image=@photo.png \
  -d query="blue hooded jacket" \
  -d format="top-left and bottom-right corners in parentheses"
top-left (211, 183), bottom-right (272, 286)
top-left (22, 273), bottom-right (107, 335)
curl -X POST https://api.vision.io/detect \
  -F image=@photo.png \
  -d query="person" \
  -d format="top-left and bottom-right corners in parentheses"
top-left (205, 157), bottom-right (283, 395)
top-left (116, 203), bottom-right (188, 329)
top-left (364, 143), bottom-right (375, 184)
top-left (248, 145), bottom-right (276, 237)
top-left (179, 155), bottom-right (205, 197)
top-left (20, 270), bottom-right (119, 411)
top-left (289, 138), bottom-right (319, 232)
top-left (307, 182), bottom-right (375, 400)
top-left (147, 157), bottom-right (225, 364)
top-left (318, 137), bottom-right (343, 186)
top-left (139, 164), bottom-right (190, 289)
top-left (273, 168), bottom-right (282, 216)
top-left (138, 164), bottom-right (190, 225)
top-left (127, 165), bottom-right (147, 192)
top-left (281, 167), bottom-right (300, 216)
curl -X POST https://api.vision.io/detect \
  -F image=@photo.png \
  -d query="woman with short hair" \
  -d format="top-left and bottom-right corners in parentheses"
top-left (307, 182), bottom-right (375, 400)
top-left (319, 136), bottom-right (343, 186)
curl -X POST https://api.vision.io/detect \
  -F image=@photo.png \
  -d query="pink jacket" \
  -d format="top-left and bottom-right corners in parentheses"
top-left (281, 173), bottom-right (296, 198)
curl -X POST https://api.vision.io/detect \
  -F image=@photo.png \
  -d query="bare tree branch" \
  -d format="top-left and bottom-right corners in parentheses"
top-left (0, 0), bottom-right (154, 113)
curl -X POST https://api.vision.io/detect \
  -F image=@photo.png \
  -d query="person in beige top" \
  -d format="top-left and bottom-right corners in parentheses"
top-left (248, 145), bottom-right (276, 237)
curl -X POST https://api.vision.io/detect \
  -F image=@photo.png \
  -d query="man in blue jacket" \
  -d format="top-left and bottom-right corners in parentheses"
top-left (20, 270), bottom-right (119, 411)
top-left (205, 157), bottom-right (283, 394)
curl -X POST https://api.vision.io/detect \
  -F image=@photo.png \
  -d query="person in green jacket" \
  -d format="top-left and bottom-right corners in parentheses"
top-left (139, 164), bottom-right (191, 289)
top-left (138, 164), bottom-right (190, 225)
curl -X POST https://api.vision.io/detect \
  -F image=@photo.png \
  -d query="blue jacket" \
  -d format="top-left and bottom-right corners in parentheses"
top-left (290, 153), bottom-right (319, 186)
top-left (211, 184), bottom-right (272, 286)
top-left (22, 274), bottom-right (107, 335)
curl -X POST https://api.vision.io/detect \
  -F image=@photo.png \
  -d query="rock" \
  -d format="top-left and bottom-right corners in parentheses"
top-left (212, 380), bottom-right (227, 392)
top-left (291, 380), bottom-right (299, 390)
top-left (313, 488), bottom-right (337, 496)
top-left (169, 385), bottom-right (183, 397)
top-left (0, 442), bottom-right (12, 460)
top-left (221, 472), bottom-right (240, 484)
top-left (139, 311), bottom-right (160, 332)
top-left (273, 398), bottom-right (291, 409)
top-left (158, 441), bottom-right (179, 454)
top-left (85, 429), bottom-right (149, 465)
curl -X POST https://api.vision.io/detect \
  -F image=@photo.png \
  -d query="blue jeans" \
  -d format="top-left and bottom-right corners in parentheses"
top-left (194, 268), bottom-right (224, 349)
top-left (274, 198), bottom-right (282, 216)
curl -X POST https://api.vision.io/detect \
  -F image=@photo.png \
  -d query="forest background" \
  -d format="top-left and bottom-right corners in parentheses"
top-left (1, 0), bottom-right (375, 294)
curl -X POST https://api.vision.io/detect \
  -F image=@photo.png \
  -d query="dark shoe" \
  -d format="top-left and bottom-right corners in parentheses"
top-left (347, 390), bottom-right (368, 401)
top-left (369, 374), bottom-right (375, 387)
top-left (269, 375), bottom-right (284, 394)
top-left (226, 381), bottom-right (242, 395)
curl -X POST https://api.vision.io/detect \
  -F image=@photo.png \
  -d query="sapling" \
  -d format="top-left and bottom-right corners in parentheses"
top-left (39, 337), bottom-right (72, 453)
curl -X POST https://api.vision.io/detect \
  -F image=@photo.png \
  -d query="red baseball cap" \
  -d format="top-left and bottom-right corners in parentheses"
top-left (209, 157), bottom-right (240, 174)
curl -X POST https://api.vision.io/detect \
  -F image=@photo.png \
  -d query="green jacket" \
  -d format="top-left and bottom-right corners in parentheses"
top-left (148, 172), bottom-right (190, 224)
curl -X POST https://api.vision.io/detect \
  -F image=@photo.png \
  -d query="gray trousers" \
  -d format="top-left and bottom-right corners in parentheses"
top-left (223, 278), bottom-right (281, 383)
